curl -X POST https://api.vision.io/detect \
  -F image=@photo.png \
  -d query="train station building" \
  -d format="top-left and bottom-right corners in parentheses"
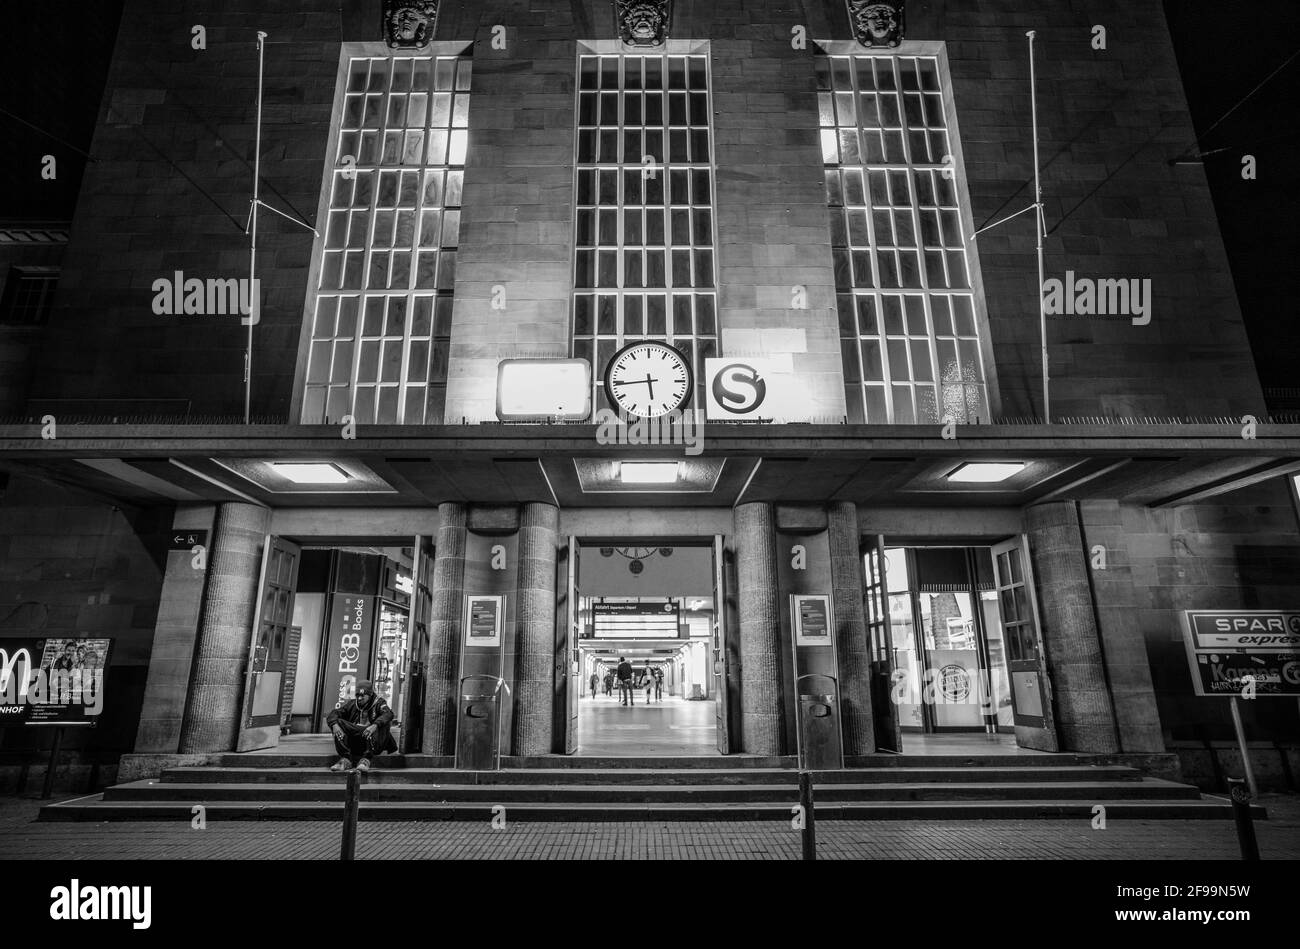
top-left (1, 0), bottom-right (1298, 795)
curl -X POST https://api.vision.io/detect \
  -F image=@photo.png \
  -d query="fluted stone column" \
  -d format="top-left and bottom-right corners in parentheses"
top-left (513, 503), bottom-right (559, 755)
top-left (422, 502), bottom-right (467, 754)
top-left (1025, 501), bottom-right (1121, 753)
top-left (178, 503), bottom-right (269, 753)
top-left (735, 502), bottom-right (784, 755)
top-left (829, 502), bottom-right (875, 755)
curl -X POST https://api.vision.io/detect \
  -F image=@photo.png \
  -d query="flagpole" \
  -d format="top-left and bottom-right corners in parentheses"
top-left (1027, 29), bottom-right (1049, 423)
top-left (965, 30), bottom-right (1050, 424)
top-left (245, 30), bottom-right (267, 426)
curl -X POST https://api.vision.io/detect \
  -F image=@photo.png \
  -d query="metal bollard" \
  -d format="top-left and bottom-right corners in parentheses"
top-left (340, 768), bottom-right (361, 861)
top-left (40, 727), bottom-right (65, 800)
top-left (1227, 778), bottom-right (1260, 861)
top-left (799, 770), bottom-right (817, 861)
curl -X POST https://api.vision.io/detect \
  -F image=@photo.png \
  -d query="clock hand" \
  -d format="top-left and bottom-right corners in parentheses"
top-left (612, 379), bottom-right (654, 388)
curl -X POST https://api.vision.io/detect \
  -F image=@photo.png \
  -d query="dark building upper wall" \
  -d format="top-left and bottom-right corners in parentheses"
top-left (26, 0), bottom-right (1261, 420)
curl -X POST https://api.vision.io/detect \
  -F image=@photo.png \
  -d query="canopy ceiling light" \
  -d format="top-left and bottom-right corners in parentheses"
top-left (619, 461), bottom-right (680, 484)
top-left (271, 462), bottom-right (351, 485)
top-left (946, 462), bottom-right (1026, 484)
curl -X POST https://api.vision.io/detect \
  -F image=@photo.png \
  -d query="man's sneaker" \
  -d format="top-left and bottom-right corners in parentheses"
top-left (330, 757), bottom-right (350, 772)
top-left (356, 757), bottom-right (371, 773)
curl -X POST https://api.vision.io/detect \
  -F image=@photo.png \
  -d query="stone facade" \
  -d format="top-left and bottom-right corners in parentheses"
top-left (17, 0), bottom-right (1259, 421)
top-left (0, 1), bottom-right (1294, 792)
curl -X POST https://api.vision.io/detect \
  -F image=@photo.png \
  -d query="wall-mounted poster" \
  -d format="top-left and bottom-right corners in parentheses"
top-left (792, 595), bottom-right (832, 646)
top-left (0, 637), bottom-right (113, 726)
top-left (466, 595), bottom-right (503, 647)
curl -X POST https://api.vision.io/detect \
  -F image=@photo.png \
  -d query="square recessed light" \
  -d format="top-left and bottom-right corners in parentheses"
top-left (947, 462), bottom-right (1026, 484)
top-left (271, 462), bottom-right (351, 485)
top-left (619, 462), bottom-right (680, 484)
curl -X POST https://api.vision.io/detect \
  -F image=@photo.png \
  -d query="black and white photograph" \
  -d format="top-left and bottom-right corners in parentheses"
top-left (0, 0), bottom-right (1296, 931)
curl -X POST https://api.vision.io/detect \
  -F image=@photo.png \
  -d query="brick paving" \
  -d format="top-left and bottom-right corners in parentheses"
top-left (2, 793), bottom-right (1298, 860)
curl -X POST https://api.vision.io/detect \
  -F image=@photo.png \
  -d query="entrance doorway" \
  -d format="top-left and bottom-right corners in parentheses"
top-left (865, 540), bottom-right (1056, 754)
top-left (570, 541), bottom-right (723, 756)
top-left (237, 536), bottom-right (433, 754)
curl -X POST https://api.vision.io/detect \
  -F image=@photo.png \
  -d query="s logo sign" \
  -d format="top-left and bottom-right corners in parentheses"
top-left (711, 363), bottom-right (767, 414)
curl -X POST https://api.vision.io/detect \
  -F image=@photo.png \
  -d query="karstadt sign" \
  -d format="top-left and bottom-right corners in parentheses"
top-left (1180, 611), bottom-right (1300, 697)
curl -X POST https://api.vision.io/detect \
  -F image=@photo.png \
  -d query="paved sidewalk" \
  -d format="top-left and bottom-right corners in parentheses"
top-left (2, 793), bottom-right (1298, 859)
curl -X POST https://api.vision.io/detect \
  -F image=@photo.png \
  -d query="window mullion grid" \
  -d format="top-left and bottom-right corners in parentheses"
top-left (850, 57), bottom-right (889, 422)
top-left (887, 54), bottom-right (909, 420)
top-left (905, 159), bottom-right (939, 425)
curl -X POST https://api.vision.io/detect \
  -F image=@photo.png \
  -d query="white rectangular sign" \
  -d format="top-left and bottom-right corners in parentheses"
top-left (1180, 610), bottom-right (1300, 697)
top-left (496, 358), bottom-right (592, 421)
top-left (704, 358), bottom-right (808, 422)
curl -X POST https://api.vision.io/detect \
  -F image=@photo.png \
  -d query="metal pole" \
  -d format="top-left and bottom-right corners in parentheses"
top-left (40, 727), bottom-right (64, 800)
top-left (1027, 30), bottom-right (1048, 424)
top-left (340, 766), bottom-right (361, 860)
top-left (1226, 778), bottom-right (1260, 861)
top-left (245, 31), bottom-right (267, 426)
top-left (1228, 696), bottom-right (1259, 799)
top-left (798, 770), bottom-right (817, 861)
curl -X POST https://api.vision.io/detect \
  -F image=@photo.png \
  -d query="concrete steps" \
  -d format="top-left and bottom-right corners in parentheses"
top-left (101, 777), bottom-right (1198, 804)
top-left (149, 764), bottom-right (1148, 786)
top-left (38, 754), bottom-right (1260, 822)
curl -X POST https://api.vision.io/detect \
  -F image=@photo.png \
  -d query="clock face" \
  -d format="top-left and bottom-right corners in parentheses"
top-left (602, 341), bottom-right (693, 418)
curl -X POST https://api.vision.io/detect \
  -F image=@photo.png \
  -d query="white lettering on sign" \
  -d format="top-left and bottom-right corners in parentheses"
top-left (0, 647), bottom-right (33, 701)
top-left (1215, 617), bottom-right (1286, 632)
top-left (331, 599), bottom-right (367, 709)
top-left (340, 632), bottom-right (360, 673)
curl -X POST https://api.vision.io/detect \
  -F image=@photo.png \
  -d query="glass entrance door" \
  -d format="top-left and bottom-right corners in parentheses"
top-left (884, 546), bottom-right (1014, 736)
top-left (917, 585), bottom-right (983, 729)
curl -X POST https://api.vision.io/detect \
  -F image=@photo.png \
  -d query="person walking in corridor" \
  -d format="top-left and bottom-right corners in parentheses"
top-left (604, 671), bottom-right (614, 696)
top-left (653, 665), bottom-right (664, 702)
top-left (617, 656), bottom-right (635, 706)
top-left (589, 670), bottom-right (600, 699)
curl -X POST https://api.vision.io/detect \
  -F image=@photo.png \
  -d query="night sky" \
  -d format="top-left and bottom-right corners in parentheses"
top-left (0, 1), bottom-right (1295, 395)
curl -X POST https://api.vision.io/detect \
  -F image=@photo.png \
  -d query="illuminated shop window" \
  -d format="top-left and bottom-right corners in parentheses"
top-left (301, 53), bottom-right (470, 424)
top-left (819, 55), bottom-right (989, 424)
top-left (572, 52), bottom-right (718, 413)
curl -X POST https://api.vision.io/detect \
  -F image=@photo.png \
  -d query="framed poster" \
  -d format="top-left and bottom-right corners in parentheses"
top-left (466, 595), bottom-right (503, 648)
top-left (0, 637), bottom-right (113, 726)
top-left (792, 595), bottom-right (832, 646)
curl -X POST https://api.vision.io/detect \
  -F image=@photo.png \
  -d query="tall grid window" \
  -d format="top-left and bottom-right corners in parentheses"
top-left (573, 53), bottom-right (717, 413)
top-left (301, 53), bottom-right (471, 424)
top-left (819, 54), bottom-right (989, 424)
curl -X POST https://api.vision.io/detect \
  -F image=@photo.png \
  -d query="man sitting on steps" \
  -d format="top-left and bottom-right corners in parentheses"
top-left (328, 678), bottom-right (397, 773)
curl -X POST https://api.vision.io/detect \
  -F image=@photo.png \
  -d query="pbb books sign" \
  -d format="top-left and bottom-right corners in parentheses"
top-left (1180, 611), bottom-right (1300, 697)
top-left (0, 637), bottom-right (113, 725)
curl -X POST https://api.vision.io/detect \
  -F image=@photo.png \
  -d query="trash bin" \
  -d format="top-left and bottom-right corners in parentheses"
top-left (455, 683), bottom-right (500, 770)
top-left (798, 691), bottom-right (843, 770)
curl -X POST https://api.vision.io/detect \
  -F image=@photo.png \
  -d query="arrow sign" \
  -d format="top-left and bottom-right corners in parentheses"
top-left (168, 530), bottom-right (209, 551)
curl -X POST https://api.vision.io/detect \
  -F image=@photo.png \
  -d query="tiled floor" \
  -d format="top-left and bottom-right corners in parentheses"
top-left (3, 794), bottom-right (1298, 860)
top-left (575, 694), bottom-right (720, 756)
top-left (897, 732), bottom-right (1051, 755)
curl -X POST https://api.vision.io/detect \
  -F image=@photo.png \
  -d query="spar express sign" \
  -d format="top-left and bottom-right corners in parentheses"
top-left (1180, 611), bottom-right (1300, 696)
